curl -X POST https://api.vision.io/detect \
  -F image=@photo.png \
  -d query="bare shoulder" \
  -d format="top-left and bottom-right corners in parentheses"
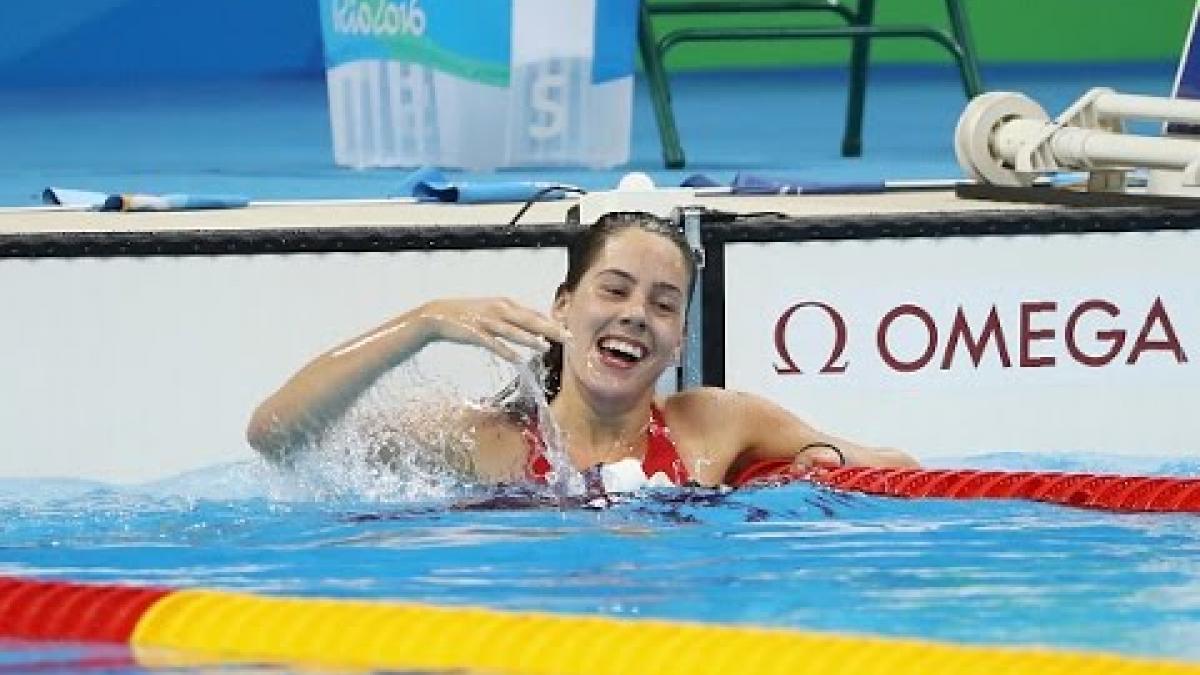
top-left (658, 388), bottom-right (765, 484)
top-left (662, 387), bottom-right (767, 422)
top-left (461, 405), bottom-right (530, 481)
top-left (661, 386), bottom-right (723, 421)
top-left (661, 387), bottom-right (805, 451)
top-left (659, 387), bottom-right (756, 440)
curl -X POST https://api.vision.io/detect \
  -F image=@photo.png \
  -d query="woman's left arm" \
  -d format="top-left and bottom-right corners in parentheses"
top-left (718, 389), bottom-right (919, 470)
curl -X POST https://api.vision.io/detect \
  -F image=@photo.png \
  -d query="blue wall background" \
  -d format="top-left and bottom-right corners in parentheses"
top-left (0, 0), bottom-right (324, 86)
top-left (3, 0), bottom-right (1188, 88)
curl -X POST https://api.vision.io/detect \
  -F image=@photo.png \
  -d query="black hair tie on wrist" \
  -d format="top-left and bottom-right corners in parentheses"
top-left (798, 442), bottom-right (847, 467)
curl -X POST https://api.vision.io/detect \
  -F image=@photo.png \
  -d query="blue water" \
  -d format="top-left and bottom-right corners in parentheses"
top-left (2, 454), bottom-right (1199, 672)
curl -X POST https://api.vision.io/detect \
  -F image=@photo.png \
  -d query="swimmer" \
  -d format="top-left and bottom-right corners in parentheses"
top-left (247, 212), bottom-right (917, 487)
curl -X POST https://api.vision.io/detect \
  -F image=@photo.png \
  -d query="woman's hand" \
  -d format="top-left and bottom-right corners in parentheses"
top-left (413, 298), bottom-right (571, 362)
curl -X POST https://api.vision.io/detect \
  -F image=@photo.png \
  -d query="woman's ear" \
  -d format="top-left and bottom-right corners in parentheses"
top-left (551, 289), bottom-right (571, 325)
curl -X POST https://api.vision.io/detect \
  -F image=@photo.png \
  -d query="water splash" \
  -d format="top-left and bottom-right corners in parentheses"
top-left (514, 357), bottom-right (585, 498)
top-left (270, 346), bottom-right (587, 503)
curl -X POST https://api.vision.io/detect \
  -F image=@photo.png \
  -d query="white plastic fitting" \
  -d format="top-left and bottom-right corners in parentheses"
top-left (577, 172), bottom-right (699, 224)
top-left (954, 87), bottom-right (1200, 196)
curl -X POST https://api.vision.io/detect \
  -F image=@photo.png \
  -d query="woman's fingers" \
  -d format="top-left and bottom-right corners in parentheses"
top-left (422, 298), bottom-right (569, 360)
top-left (457, 324), bottom-right (521, 362)
top-left (479, 316), bottom-right (551, 353)
top-left (494, 301), bottom-right (571, 344)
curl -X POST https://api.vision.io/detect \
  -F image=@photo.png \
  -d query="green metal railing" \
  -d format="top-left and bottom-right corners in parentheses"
top-left (638, 0), bottom-right (986, 167)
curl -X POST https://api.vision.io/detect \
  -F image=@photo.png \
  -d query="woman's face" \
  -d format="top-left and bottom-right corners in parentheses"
top-left (553, 228), bottom-right (689, 404)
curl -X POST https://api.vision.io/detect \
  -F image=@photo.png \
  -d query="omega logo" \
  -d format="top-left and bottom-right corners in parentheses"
top-left (774, 297), bottom-right (1189, 375)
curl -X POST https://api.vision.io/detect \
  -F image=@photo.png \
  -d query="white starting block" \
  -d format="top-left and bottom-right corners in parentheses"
top-left (956, 2), bottom-right (1200, 199)
top-left (955, 88), bottom-right (1200, 196)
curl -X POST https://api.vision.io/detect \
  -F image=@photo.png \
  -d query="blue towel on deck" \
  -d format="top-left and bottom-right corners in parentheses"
top-left (395, 167), bottom-right (575, 203)
top-left (680, 172), bottom-right (886, 195)
top-left (678, 174), bottom-right (724, 189)
top-left (43, 187), bottom-right (248, 211)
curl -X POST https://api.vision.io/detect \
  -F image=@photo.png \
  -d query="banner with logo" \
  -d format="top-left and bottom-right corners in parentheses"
top-left (318, 0), bottom-right (637, 169)
top-left (723, 232), bottom-right (1199, 460)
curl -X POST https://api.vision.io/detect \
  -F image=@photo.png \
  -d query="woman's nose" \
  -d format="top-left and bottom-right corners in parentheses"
top-left (619, 314), bottom-right (647, 331)
top-left (618, 301), bottom-right (648, 331)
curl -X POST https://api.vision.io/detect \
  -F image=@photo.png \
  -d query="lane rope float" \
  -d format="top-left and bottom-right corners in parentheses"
top-left (731, 461), bottom-right (1200, 513)
top-left (2, 575), bottom-right (1199, 674)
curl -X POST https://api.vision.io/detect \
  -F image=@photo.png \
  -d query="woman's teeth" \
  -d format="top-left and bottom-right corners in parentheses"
top-left (598, 337), bottom-right (646, 362)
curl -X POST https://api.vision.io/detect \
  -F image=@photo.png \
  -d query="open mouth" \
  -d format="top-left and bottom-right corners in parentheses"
top-left (596, 336), bottom-right (648, 367)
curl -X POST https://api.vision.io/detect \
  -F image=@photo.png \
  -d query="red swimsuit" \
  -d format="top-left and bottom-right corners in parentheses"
top-left (523, 405), bottom-right (691, 485)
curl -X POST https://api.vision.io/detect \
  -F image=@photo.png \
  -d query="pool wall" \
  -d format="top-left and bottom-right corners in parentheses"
top-left (1, 193), bottom-right (1197, 483)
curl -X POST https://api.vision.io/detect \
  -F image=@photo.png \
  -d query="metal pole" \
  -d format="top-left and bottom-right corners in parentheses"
top-left (991, 118), bottom-right (1200, 171)
top-left (1092, 92), bottom-right (1200, 124)
top-left (677, 207), bottom-right (705, 391)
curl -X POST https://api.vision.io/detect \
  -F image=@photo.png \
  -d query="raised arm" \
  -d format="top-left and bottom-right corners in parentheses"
top-left (246, 298), bottom-right (569, 462)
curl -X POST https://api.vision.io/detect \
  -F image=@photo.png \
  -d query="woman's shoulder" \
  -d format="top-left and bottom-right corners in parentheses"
top-left (660, 387), bottom-right (751, 433)
top-left (463, 404), bottom-right (530, 441)
top-left (662, 386), bottom-right (756, 411)
top-left (659, 388), bottom-right (759, 483)
top-left (661, 387), bottom-right (788, 441)
top-left (460, 404), bottom-right (531, 481)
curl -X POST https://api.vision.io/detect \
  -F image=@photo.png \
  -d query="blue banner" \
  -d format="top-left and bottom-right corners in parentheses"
top-left (319, 0), bottom-right (512, 85)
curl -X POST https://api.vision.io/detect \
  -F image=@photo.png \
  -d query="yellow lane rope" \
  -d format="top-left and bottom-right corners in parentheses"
top-left (132, 588), bottom-right (1200, 675)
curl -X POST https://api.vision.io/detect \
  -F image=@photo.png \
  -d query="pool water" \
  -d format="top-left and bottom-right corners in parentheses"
top-left (2, 453), bottom-right (1199, 672)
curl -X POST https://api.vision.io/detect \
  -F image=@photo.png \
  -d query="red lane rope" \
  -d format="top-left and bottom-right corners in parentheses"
top-left (0, 577), bottom-right (171, 642)
top-left (730, 461), bottom-right (1200, 513)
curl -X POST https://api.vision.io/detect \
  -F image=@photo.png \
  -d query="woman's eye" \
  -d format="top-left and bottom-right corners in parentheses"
top-left (602, 286), bottom-right (627, 298)
top-left (656, 301), bottom-right (678, 314)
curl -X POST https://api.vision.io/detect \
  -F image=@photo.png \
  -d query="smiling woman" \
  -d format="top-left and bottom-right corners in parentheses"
top-left (246, 212), bottom-right (917, 489)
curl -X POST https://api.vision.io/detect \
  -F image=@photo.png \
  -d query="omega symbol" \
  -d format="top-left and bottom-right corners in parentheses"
top-left (773, 301), bottom-right (849, 375)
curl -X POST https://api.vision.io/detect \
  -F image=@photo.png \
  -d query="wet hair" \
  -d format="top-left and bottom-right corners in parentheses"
top-left (494, 212), bottom-right (698, 414)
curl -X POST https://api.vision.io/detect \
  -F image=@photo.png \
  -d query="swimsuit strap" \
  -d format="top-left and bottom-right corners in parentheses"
top-left (523, 404), bottom-right (690, 485)
top-left (523, 420), bottom-right (554, 480)
top-left (641, 404), bottom-right (690, 484)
